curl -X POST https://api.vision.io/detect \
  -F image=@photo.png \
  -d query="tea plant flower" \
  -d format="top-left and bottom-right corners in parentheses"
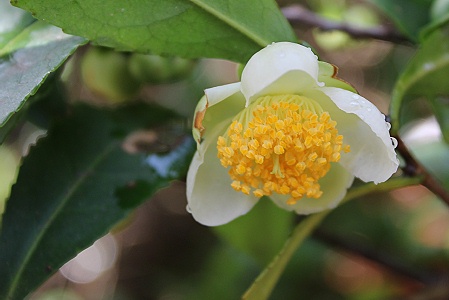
top-left (187, 42), bottom-right (399, 226)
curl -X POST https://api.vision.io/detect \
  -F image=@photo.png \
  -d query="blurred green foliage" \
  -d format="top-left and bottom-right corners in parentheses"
top-left (1, 0), bottom-right (449, 299)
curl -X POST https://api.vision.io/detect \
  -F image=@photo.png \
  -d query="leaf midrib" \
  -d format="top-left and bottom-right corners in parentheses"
top-left (189, 0), bottom-right (270, 48)
top-left (6, 141), bottom-right (118, 299)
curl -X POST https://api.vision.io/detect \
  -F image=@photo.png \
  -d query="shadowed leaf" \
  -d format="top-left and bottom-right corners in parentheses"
top-left (0, 103), bottom-right (193, 299)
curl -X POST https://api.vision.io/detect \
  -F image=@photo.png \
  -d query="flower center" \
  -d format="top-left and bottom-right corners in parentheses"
top-left (217, 94), bottom-right (350, 205)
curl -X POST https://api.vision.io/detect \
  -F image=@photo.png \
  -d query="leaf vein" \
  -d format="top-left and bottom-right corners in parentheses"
top-left (6, 141), bottom-right (118, 299)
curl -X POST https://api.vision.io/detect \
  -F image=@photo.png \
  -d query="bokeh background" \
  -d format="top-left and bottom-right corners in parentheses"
top-left (2, 0), bottom-right (449, 299)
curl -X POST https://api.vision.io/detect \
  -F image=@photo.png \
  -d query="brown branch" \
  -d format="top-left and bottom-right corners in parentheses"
top-left (282, 4), bottom-right (412, 45)
top-left (396, 136), bottom-right (449, 207)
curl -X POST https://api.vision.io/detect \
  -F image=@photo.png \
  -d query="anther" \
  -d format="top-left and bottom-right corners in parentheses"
top-left (216, 94), bottom-right (350, 205)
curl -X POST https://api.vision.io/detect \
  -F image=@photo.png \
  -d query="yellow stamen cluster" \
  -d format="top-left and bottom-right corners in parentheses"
top-left (217, 94), bottom-right (350, 205)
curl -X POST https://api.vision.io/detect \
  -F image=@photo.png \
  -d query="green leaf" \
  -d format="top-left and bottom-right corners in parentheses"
top-left (366, 0), bottom-right (432, 41)
top-left (0, 0), bottom-right (34, 49)
top-left (390, 26), bottom-right (449, 136)
top-left (11, 0), bottom-right (297, 63)
top-left (0, 0), bottom-right (86, 142)
top-left (420, 0), bottom-right (449, 39)
top-left (411, 140), bottom-right (449, 188)
top-left (430, 97), bottom-right (449, 143)
top-left (186, 246), bottom-right (259, 300)
top-left (214, 198), bottom-right (293, 265)
top-left (242, 212), bottom-right (329, 300)
top-left (0, 103), bottom-right (193, 300)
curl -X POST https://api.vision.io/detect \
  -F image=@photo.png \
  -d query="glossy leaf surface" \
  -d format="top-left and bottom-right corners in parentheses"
top-left (0, 0), bottom-right (86, 141)
top-left (12, 0), bottom-right (296, 63)
top-left (0, 103), bottom-right (192, 300)
top-left (390, 26), bottom-right (449, 137)
top-left (366, 0), bottom-right (431, 41)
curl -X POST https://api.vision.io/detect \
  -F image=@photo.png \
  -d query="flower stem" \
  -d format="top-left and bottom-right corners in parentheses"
top-left (241, 176), bottom-right (422, 300)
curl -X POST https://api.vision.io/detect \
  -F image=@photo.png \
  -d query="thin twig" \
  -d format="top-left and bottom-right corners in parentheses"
top-left (396, 136), bottom-right (449, 207)
top-left (313, 229), bottom-right (441, 285)
top-left (282, 4), bottom-right (412, 45)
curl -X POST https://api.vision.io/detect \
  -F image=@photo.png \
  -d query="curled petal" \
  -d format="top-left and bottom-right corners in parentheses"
top-left (318, 61), bottom-right (357, 93)
top-left (241, 42), bottom-right (320, 105)
top-left (193, 83), bottom-right (245, 152)
top-left (192, 96), bottom-right (208, 146)
top-left (307, 87), bottom-right (399, 183)
top-left (270, 163), bottom-right (354, 214)
top-left (205, 82), bottom-right (242, 106)
top-left (186, 125), bottom-right (258, 226)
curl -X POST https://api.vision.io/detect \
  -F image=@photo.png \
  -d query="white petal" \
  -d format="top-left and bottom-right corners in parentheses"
top-left (306, 87), bottom-right (399, 183)
top-left (193, 83), bottom-right (245, 153)
top-left (270, 163), bottom-right (354, 214)
top-left (186, 126), bottom-right (258, 226)
top-left (241, 42), bottom-right (320, 104)
top-left (205, 82), bottom-right (242, 106)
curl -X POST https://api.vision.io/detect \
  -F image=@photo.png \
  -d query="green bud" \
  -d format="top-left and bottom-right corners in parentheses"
top-left (81, 47), bottom-right (141, 104)
top-left (128, 53), bottom-right (196, 84)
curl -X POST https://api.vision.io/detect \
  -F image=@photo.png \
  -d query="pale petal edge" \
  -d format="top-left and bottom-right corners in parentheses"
top-left (204, 82), bottom-right (241, 106)
top-left (318, 87), bottom-right (399, 183)
top-left (186, 125), bottom-right (258, 226)
top-left (193, 83), bottom-right (245, 152)
top-left (241, 42), bottom-right (320, 104)
top-left (318, 61), bottom-right (357, 93)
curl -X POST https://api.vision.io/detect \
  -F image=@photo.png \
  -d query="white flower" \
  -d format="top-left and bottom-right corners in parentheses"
top-left (187, 42), bottom-right (399, 226)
